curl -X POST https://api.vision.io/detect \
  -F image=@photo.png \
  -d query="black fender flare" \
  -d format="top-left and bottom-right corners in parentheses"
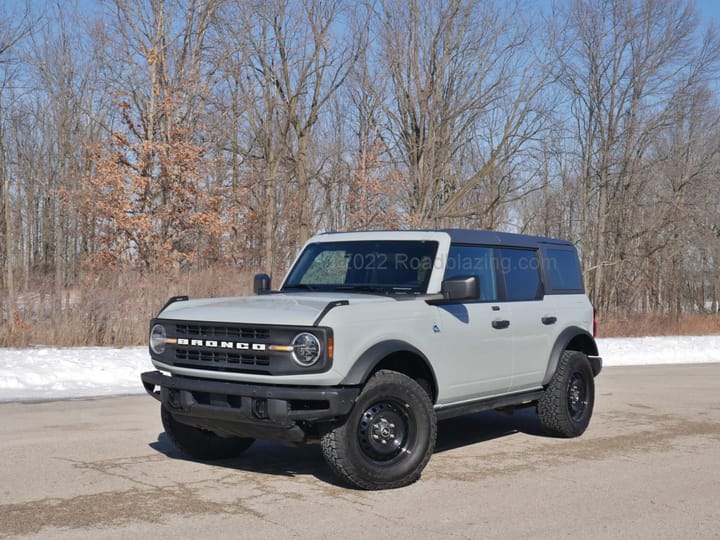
top-left (542, 327), bottom-right (600, 385)
top-left (340, 340), bottom-right (438, 393)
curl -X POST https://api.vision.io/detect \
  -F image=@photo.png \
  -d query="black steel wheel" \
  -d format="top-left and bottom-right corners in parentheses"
top-left (567, 371), bottom-right (589, 422)
top-left (538, 350), bottom-right (595, 437)
top-left (321, 370), bottom-right (436, 490)
top-left (358, 398), bottom-right (415, 463)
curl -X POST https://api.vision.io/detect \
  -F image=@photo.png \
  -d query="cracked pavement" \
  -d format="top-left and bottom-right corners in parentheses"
top-left (1, 364), bottom-right (719, 539)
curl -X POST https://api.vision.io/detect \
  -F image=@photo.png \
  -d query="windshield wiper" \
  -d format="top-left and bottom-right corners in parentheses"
top-left (283, 284), bottom-right (414, 295)
top-left (332, 285), bottom-right (393, 295)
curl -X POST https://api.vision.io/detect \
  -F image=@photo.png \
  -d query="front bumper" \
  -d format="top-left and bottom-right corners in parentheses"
top-left (141, 371), bottom-right (360, 444)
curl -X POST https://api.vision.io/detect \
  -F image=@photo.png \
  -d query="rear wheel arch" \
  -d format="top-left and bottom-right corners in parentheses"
top-left (543, 327), bottom-right (599, 385)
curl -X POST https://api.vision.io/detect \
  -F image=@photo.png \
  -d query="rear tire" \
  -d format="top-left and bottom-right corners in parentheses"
top-left (161, 405), bottom-right (255, 460)
top-left (320, 370), bottom-right (436, 490)
top-left (538, 350), bottom-right (595, 437)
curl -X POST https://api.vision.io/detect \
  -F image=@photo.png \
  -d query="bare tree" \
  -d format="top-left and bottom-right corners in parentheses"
top-left (371, 0), bottom-right (548, 227)
top-left (0, 2), bottom-right (35, 331)
top-left (18, 3), bottom-right (111, 315)
top-left (214, 0), bottom-right (360, 272)
top-left (544, 0), bottom-right (720, 312)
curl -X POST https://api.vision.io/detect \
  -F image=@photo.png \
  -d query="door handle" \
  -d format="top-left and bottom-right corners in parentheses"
top-left (542, 316), bottom-right (557, 325)
top-left (492, 319), bottom-right (510, 330)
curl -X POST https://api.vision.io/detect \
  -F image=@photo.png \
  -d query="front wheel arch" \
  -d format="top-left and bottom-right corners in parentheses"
top-left (340, 340), bottom-right (438, 402)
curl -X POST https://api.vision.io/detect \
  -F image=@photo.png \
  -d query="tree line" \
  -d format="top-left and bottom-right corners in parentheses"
top-left (1, 0), bottom-right (720, 345)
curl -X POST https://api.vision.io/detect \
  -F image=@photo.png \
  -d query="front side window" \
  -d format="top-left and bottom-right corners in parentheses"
top-left (283, 240), bottom-right (438, 294)
top-left (443, 244), bottom-right (498, 301)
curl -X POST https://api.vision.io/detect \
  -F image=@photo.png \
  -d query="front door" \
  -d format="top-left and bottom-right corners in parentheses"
top-left (432, 244), bottom-right (513, 404)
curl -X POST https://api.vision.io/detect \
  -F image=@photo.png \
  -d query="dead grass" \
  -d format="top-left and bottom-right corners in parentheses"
top-left (1, 267), bottom-right (256, 348)
top-left (598, 313), bottom-right (720, 338)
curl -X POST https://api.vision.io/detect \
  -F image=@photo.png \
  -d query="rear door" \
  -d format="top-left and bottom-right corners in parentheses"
top-left (496, 247), bottom-right (554, 391)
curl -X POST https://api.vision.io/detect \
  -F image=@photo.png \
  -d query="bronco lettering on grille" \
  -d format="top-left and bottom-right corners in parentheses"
top-left (176, 338), bottom-right (266, 351)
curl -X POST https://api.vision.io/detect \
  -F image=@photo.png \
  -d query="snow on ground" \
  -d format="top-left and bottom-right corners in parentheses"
top-left (0, 347), bottom-right (149, 402)
top-left (1, 336), bottom-right (719, 402)
top-left (600, 335), bottom-right (720, 367)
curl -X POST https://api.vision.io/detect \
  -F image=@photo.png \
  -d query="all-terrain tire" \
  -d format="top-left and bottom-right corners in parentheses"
top-left (161, 405), bottom-right (255, 460)
top-left (320, 370), bottom-right (436, 490)
top-left (538, 350), bottom-right (595, 437)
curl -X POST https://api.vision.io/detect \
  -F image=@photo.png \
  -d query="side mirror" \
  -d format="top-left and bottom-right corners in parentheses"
top-left (253, 273), bottom-right (272, 295)
top-left (440, 275), bottom-right (480, 302)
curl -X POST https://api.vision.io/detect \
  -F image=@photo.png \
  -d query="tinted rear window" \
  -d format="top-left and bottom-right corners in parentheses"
top-left (544, 248), bottom-right (584, 292)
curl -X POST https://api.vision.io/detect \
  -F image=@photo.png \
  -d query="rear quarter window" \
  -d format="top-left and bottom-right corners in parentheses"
top-left (544, 248), bottom-right (584, 292)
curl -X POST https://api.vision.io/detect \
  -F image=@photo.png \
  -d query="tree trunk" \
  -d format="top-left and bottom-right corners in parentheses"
top-left (1, 127), bottom-right (16, 331)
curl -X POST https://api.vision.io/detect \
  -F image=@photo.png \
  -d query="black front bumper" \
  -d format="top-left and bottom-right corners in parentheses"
top-left (141, 371), bottom-right (360, 444)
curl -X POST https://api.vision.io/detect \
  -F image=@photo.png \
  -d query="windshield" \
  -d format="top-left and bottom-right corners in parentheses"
top-left (282, 240), bottom-right (439, 294)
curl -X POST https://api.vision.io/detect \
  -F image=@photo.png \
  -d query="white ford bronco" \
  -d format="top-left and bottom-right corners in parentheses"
top-left (142, 229), bottom-right (601, 489)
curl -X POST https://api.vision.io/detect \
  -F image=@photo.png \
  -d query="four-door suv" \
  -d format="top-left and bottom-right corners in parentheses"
top-left (141, 229), bottom-right (601, 490)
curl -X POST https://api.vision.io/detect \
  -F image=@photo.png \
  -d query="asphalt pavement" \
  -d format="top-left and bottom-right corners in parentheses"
top-left (1, 364), bottom-right (719, 539)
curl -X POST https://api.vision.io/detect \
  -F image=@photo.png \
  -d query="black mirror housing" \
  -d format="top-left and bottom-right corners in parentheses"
top-left (253, 273), bottom-right (272, 295)
top-left (440, 275), bottom-right (480, 302)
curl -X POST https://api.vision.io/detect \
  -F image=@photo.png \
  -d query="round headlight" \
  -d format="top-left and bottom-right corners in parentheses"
top-left (150, 324), bottom-right (167, 354)
top-left (291, 332), bottom-right (322, 367)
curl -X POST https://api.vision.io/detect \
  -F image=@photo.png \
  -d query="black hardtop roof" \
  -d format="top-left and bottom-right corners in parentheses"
top-left (318, 229), bottom-right (575, 249)
top-left (439, 229), bottom-right (575, 248)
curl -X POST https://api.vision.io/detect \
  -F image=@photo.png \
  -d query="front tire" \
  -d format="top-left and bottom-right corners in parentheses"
top-left (321, 370), bottom-right (436, 490)
top-left (538, 350), bottom-right (595, 437)
top-left (161, 405), bottom-right (255, 460)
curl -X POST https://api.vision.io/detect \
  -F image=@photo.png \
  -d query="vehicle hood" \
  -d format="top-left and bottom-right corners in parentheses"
top-left (156, 292), bottom-right (393, 326)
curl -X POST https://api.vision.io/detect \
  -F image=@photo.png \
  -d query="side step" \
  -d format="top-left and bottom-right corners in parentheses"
top-left (435, 389), bottom-right (544, 421)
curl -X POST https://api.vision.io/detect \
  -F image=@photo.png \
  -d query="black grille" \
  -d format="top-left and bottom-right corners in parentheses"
top-left (152, 317), bottom-right (332, 375)
top-left (174, 324), bottom-right (270, 340)
top-left (169, 322), bottom-right (274, 374)
top-left (176, 348), bottom-right (270, 366)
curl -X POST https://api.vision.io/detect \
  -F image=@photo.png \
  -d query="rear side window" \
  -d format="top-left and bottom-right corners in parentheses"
top-left (544, 248), bottom-right (584, 292)
top-left (498, 248), bottom-right (542, 301)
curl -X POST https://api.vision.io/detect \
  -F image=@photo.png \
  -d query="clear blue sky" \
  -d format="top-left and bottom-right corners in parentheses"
top-left (696, 0), bottom-right (720, 27)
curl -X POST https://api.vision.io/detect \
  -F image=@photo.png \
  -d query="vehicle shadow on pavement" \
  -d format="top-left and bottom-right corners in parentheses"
top-left (150, 434), bottom-right (345, 486)
top-left (149, 408), bottom-right (546, 487)
top-left (435, 407), bottom-right (545, 453)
